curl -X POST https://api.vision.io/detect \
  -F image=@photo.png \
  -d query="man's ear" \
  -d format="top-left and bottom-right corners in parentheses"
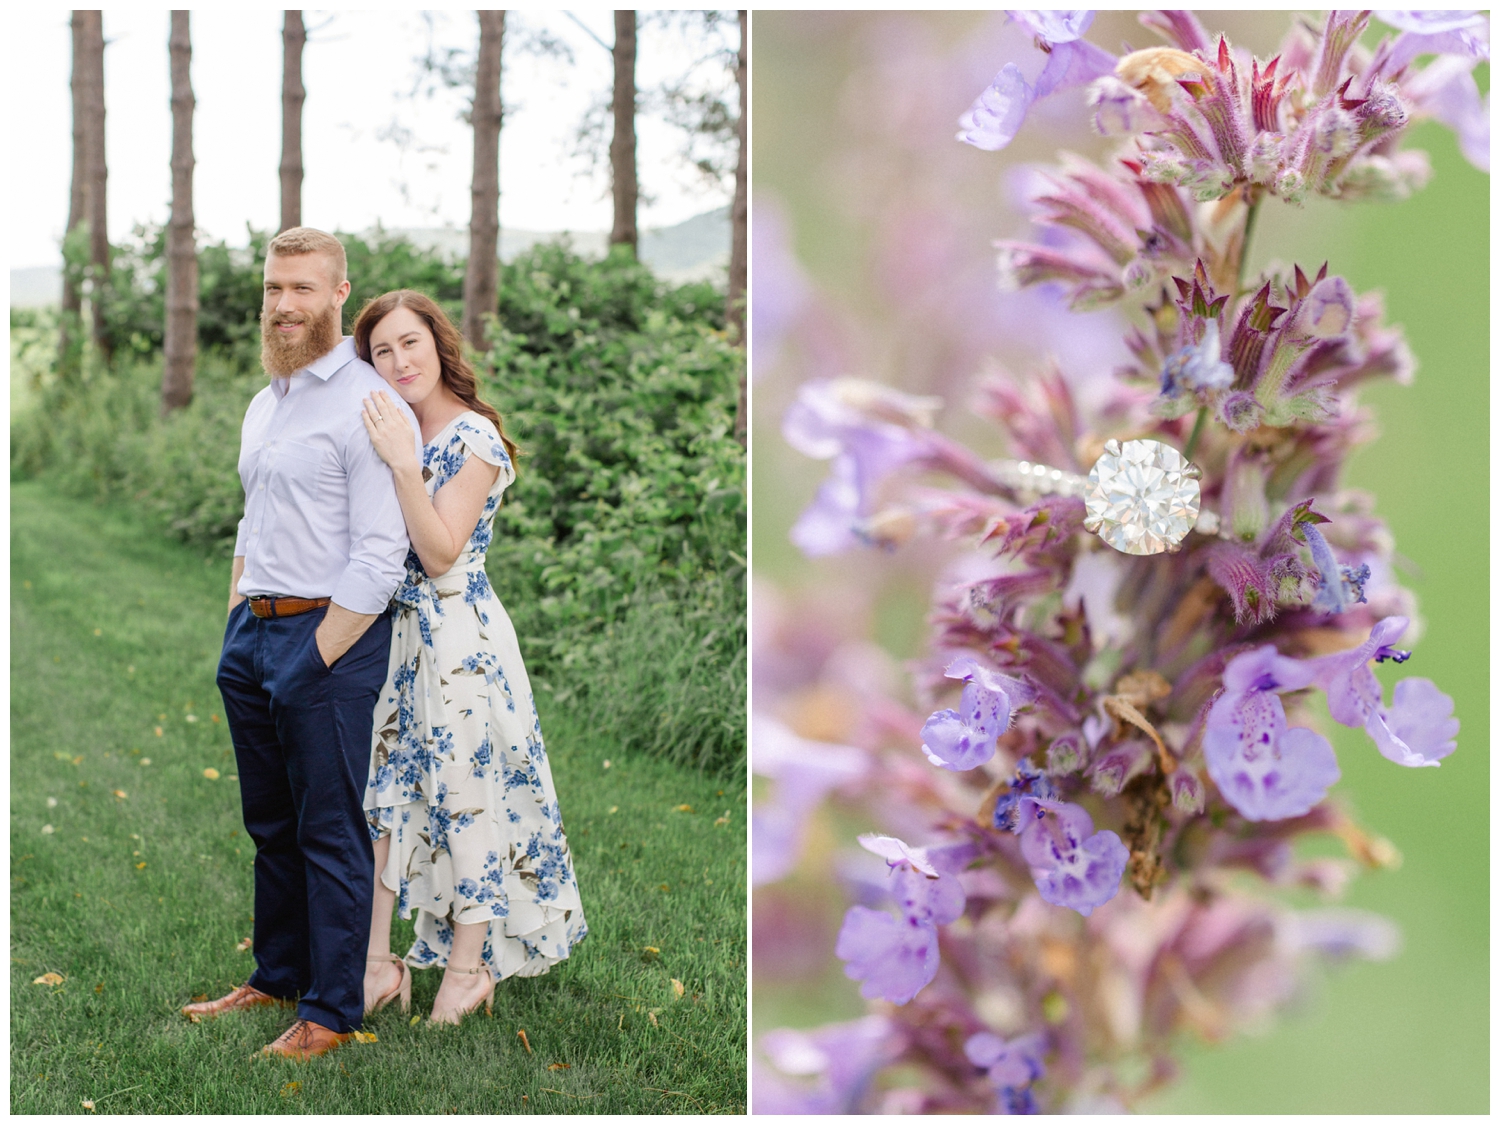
top-left (334, 278), bottom-right (352, 308)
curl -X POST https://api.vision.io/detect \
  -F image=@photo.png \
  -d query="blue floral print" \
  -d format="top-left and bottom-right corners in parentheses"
top-left (364, 411), bottom-right (586, 979)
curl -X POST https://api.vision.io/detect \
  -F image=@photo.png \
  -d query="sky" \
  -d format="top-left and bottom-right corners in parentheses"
top-left (9, 10), bottom-right (737, 269)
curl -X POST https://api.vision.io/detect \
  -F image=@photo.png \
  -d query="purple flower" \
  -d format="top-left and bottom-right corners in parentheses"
top-left (1300, 522), bottom-right (1371, 615)
top-left (784, 379), bottom-right (940, 558)
top-left (756, 1015), bottom-right (902, 1114)
top-left (957, 23), bottom-right (1115, 152)
top-left (1376, 10), bottom-right (1489, 73)
top-left (752, 717), bottom-right (868, 884)
top-left (1009, 10), bottom-right (1094, 43)
top-left (835, 838), bottom-right (965, 1004)
top-left (1160, 320), bottom-right (1235, 396)
top-left (993, 759), bottom-right (1059, 831)
top-left (1290, 907), bottom-right (1403, 962)
top-left (1305, 616), bottom-right (1459, 768)
top-left (920, 657), bottom-right (1037, 771)
top-left (1017, 797), bottom-right (1127, 915)
top-left (1293, 276), bottom-right (1356, 340)
top-left (966, 1030), bottom-right (1046, 1112)
top-left (1202, 646), bottom-right (1342, 821)
top-left (1405, 55), bottom-right (1490, 171)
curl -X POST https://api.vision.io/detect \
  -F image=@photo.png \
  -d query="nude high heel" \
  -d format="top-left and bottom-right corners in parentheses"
top-left (427, 964), bottom-right (494, 1025)
top-left (364, 954), bottom-right (411, 1015)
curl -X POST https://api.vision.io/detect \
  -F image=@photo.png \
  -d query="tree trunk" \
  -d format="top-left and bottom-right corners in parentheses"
top-left (729, 10), bottom-right (748, 445)
top-left (609, 10), bottom-right (638, 256)
top-left (77, 10), bottom-right (110, 361)
top-left (463, 11), bottom-right (504, 350)
top-left (162, 10), bottom-right (197, 414)
top-left (280, 11), bottom-right (305, 232)
top-left (60, 12), bottom-right (89, 371)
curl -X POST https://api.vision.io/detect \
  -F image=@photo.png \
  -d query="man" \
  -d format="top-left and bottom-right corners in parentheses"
top-left (183, 228), bottom-right (418, 1059)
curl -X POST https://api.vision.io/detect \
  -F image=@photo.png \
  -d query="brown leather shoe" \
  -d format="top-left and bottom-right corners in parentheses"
top-left (260, 1018), bottom-right (352, 1060)
top-left (181, 983), bottom-right (291, 1022)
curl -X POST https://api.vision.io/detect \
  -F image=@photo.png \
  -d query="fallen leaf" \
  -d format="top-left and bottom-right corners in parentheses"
top-left (127, 665), bottom-right (134, 673)
top-left (191, 993), bottom-right (208, 1002)
top-left (185, 715), bottom-right (198, 723)
top-left (46, 797), bottom-right (57, 808)
top-left (81, 1099), bottom-right (95, 1111)
top-left (211, 715), bottom-right (220, 723)
top-left (158, 713), bottom-right (167, 721)
top-left (671, 978), bottom-right (685, 998)
top-left (517, 1028), bottom-right (533, 1054)
top-left (53, 752), bottom-right (71, 761)
top-left (280, 1082), bottom-right (300, 1098)
top-left (410, 1015), bottom-right (421, 1026)
top-left (352, 1030), bottom-right (378, 1044)
top-left (675, 804), bottom-right (693, 813)
top-left (659, 884), bottom-right (670, 893)
top-left (714, 813), bottom-right (730, 826)
top-left (73, 756), bottom-right (83, 765)
top-left (203, 768), bottom-right (220, 780)
top-left (41, 825), bottom-right (54, 835)
top-left (93, 628), bottom-right (102, 636)
top-left (547, 1062), bottom-right (571, 1071)
top-left (135, 862), bottom-right (146, 870)
top-left (140, 758), bottom-right (152, 766)
top-left (641, 946), bottom-right (660, 962)
top-left (33, 973), bottom-right (64, 985)
top-left (236, 937), bottom-right (253, 952)
top-left (94, 983), bottom-right (104, 994)
top-left (607, 806), bottom-right (619, 814)
top-left (113, 790), bottom-right (128, 800)
top-left (648, 1010), bottom-right (660, 1028)
top-left (602, 759), bottom-right (612, 769)
top-left (154, 727), bottom-right (163, 737)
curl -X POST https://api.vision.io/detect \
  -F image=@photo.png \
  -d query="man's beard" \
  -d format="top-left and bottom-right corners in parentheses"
top-left (260, 301), bottom-right (343, 377)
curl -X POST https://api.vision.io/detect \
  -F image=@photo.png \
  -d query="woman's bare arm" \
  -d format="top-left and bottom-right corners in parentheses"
top-left (362, 391), bottom-right (501, 578)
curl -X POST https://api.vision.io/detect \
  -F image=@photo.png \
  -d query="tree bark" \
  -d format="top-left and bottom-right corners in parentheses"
top-left (162, 10), bottom-right (197, 413)
top-left (609, 10), bottom-right (638, 256)
top-left (60, 12), bottom-right (89, 370)
top-left (280, 11), bottom-right (305, 232)
top-left (729, 10), bottom-right (748, 445)
top-left (77, 10), bottom-right (110, 361)
top-left (463, 11), bottom-right (505, 350)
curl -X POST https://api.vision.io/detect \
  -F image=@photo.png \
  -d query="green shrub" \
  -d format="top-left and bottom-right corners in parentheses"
top-left (13, 239), bottom-right (746, 776)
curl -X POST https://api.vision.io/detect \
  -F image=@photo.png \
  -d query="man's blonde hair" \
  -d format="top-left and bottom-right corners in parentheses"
top-left (266, 227), bottom-right (348, 284)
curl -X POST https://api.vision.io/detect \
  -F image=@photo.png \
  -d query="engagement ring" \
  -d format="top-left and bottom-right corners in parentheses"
top-left (993, 438), bottom-right (1222, 556)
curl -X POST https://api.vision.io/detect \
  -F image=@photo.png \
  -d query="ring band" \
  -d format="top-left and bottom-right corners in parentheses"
top-left (993, 438), bottom-right (1222, 555)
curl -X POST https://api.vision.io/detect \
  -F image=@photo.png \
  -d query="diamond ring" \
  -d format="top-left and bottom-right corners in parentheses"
top-left (993, 438), bottom-right (1222, 556)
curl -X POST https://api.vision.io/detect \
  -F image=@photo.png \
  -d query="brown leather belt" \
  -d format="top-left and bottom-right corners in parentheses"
top-left (247, 596), bottom-right (331, 619)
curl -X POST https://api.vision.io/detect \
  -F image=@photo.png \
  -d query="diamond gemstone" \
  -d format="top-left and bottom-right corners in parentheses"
top-left (1083, 439), bottom-right (1201, 555)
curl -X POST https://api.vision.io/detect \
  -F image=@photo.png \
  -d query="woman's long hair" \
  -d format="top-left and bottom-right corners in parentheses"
top-left (353, 289), bottom-right (520, 467)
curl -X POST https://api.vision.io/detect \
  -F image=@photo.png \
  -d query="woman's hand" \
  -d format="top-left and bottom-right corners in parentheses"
top-left (361, 390), bottom-right (420, 476)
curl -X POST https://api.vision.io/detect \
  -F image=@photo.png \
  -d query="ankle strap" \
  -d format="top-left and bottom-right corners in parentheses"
top-left (445, 964), bottom-right (489, 975)
top-left (367, 954), bottom-right (404, 964)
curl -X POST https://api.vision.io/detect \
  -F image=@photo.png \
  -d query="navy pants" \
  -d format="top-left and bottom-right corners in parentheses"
top-left (215, 601), bottom-right (391, 1033)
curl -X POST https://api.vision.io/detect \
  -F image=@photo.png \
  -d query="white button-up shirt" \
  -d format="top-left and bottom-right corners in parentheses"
top-left (233, 337), bottom-right (419, 614)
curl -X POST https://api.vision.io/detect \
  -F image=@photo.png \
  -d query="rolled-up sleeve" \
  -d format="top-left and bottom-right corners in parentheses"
top-left (331, 419), bottom-right (414, 614)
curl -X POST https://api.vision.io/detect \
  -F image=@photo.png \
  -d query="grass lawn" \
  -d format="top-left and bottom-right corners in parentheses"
top-left (10, 480), bottom-right (747, 1114)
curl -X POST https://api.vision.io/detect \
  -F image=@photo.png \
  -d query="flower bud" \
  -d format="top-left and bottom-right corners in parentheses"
top-left (1313, 108), bottom-right (1358, 158)
top-left (1247, 133), bottom-right (1284, 183)
top-left (1170, 770), bottom-right (1205, 814)
top-left (1274, 169), bottom-right (1307, 204)
top-left (1086, 739), bottom-right (1153, 797)
top-left (1294, 276), bottom-right (1354, 339)
top-left (1217, 391), bottom-right (1263, 433)
top-left (1045, 732), bottom-right (1086, 776)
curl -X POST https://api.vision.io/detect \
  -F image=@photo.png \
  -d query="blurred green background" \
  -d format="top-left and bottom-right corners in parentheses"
top-left (750, 11), bottom-right (1487, 1114)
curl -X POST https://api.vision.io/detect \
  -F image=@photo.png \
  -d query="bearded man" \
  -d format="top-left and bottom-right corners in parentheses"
top-left (184, 228), bottom-right (419, 1059)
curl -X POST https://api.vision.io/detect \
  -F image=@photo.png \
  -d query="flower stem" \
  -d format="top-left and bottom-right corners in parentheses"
top-left (1237, 189), bottom-right (1262, 292)
top-left (1183, 406), bottom-right (1208, 462)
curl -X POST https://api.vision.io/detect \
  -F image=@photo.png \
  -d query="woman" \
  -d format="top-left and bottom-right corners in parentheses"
top-left (352, 290), bottom-right (586, 1025)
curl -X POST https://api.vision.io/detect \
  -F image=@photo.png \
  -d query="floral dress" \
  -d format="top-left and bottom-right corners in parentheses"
top-left (365, 411), bottom-right (587, 979)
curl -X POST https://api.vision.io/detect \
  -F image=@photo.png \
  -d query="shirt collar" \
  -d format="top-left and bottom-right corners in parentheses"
top-left (304, 336), bottom-right (358, 381)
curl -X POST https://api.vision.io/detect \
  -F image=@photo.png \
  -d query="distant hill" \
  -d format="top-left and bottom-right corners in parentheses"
top-left (9, 206), bottom-right (729, 309)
